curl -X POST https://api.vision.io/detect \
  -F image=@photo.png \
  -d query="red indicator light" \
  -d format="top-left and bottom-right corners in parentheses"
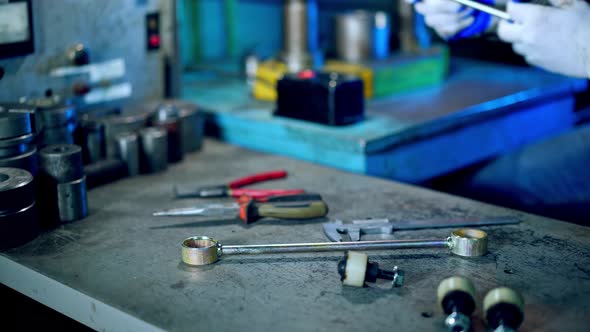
top-left (149, 35), bottom-right (160, 48)
top-left (298, 70), bottom-right (315, 79)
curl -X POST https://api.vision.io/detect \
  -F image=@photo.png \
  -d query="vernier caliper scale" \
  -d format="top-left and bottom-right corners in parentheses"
top-left (323, 216), bottom-right (520, 242)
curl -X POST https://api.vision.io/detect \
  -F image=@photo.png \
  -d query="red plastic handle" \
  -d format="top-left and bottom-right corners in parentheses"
top-left (228, 170), bottom-right (288, 189)
top-left (229, 188), bottom-right (305, 199)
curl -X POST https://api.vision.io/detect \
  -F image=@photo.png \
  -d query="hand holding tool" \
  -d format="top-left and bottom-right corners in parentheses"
top-left (174, 170), bottom-right (305, 199)
top-left (154, 193), bottom-right (328, 224)
top-left (323, 216), bottom-right (519, 242)
top-left (181, 228), bottom-right (488, 266)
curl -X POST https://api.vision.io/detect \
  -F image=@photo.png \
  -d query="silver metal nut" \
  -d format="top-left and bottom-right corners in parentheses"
top-left (392, 266), bottom-right (405, 287)
top-left (444, 312), bottom-right (471, 332)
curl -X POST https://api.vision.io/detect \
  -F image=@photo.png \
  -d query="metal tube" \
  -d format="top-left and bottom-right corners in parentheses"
top-left (449, 0), bottom-right (512, 21)
top-left (222, 238), bottom-right (450, 255)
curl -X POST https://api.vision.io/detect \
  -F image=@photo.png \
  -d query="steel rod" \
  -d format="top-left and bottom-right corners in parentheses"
top-left (222, 238), bottom-right (450, 255)
top-left (449, 0), bottom-right (512, 21)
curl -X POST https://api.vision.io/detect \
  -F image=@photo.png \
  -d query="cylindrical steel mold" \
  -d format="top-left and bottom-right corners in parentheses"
top-left (0, 148), bottom-right (39, 177)
top-left (281, 0), bottom-right (313, 72)
top-left (139, 127), bottom-right (168, 173)
top-left (84, 159), bottom-right (129, 189)
top-left (115, 132), bottom-right (140, 176)
top-left (0, 167), bottom-right (35, 214)
top-left (57, 176), bottom-right (88, 222)
top-left (39, 144), bottom-right (84, 183)
top-left (0, 133), bottom-right (35, 158)
top-left (0, 202), bottom-right (39, 250)
top-left (150, 105), bottom-right (183, 163)
top-left (0, 111), bottom-right (33, 139)
top-left (102, 111), bottom-right (149, 158)
top-left (335, 11), bottom-right (374, 63)
top-left (178, 104), bottom-right (204, 153)
top-left (38, 122), bottom-right (76, 146)
top-left (78, 119), bottom-right (105, 164)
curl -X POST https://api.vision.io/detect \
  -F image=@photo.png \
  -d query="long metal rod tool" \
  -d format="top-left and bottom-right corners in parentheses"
top-left (181, 229), bottom-right (488, 266)
top-left (449, 0), bottom-right (512, 21)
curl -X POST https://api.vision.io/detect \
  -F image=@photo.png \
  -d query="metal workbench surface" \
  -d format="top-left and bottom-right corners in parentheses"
top-left (1, 140), bottom-right (589, 332)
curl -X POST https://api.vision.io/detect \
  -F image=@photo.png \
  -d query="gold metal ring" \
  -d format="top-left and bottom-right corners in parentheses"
top-left (181, 236), bottom-right (221, 266)
top-left (450, 229), bottom-right (488, 257)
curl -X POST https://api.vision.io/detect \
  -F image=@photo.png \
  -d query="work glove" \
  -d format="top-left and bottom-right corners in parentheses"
top-left (497, 0), bottom-right (590, 78)
top-left (410, 0), bottom-right (502, 40)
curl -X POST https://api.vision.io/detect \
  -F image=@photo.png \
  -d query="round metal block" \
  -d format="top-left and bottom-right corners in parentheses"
top-left (79, 119), bottom-right (105, 164)
top-left (102, 111), bottom-right (149, 158)
top-left (0, 148), bottom-right (39, 177)
top-left (181, 236), bottom-right (221, 266)
top-left (57, 176), bottom-right (88, 222)
top-left (36, 104), bottom-right (77, 128)
top-left (0, 111), bottom-right (33, 140)
top-left (0, 133), bottom-right (35, 158)
top-left (178, 105), bottom-right (204, 153)
top-left (0, 202), bottom-right (39, 250)
top-left (139, 127), bottom-right (168, 173)
top-left (0, 167), bottom-right (35, 214)
top-left (37, 122), bottom-right (76, 146)
top-left (40, 144), bottom-right (84, 183)
top-left (115, 132), bottom-right (140, 176)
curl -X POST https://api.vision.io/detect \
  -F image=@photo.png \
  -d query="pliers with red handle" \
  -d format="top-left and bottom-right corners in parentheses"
top-left (173, 170), bottom-right (305, 199)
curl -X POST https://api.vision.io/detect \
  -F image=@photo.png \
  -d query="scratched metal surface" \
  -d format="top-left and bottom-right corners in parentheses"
top-left (2, 140), bottom-right (589, 331)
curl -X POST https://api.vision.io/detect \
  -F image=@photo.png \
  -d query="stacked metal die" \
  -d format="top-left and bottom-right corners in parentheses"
top-left (39, 144), bottom-right (88, 225)
top-left (144, 100), bottom-right (204, 153)
top-left (0, 167), bottom-right (39, 249)
top-left (0, 109), bottom-right (39, 176)
top-left (21, 97), bottom-right (78, 147)
top-left (149, 105), bottom-right (184, 163)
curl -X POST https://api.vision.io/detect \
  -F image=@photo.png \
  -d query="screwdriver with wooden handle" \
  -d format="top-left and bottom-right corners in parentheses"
top-left (153, 193), bottom-right (329, 224)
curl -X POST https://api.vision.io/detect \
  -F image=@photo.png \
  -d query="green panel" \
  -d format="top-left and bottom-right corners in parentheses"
top-left (373, 49), bottom-right (450, 97)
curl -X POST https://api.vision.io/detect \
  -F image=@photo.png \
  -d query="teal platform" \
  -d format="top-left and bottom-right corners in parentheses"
top-left (182, 59), bottom-right (587, 183)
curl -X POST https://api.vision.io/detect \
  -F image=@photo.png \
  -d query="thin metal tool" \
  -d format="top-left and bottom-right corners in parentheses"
top-left (323, 216), bottom-right (519, 242)
top-left (449, 0), bottom-right (512, 21)
top-left (181, 228), bottom-right (488, 266)
top-left (155, 193), bottom-right (328, 224)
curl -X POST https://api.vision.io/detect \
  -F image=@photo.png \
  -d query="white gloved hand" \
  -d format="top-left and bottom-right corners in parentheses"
top-left (497, 1), bottom-right (590, 78)
top-left (414, 0), bottom-right (475, 39)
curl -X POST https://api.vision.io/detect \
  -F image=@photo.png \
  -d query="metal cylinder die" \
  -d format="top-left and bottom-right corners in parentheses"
top-left (335, 11), bottom-right (373, 63)
top-left (84, 158), bottom-right (129, 189)
top-left (0, 202), bottom-right (39, 250)
top-left (0, 167), bottom-right (36, 214)
top-left (78, 119), bottom-right (105, 164)
top-left (281, 0), bottom-right (313, 72)
top-left (39, 144), bottom-right (84, 183)
top-left (21, 98), bottom-right (78, 147)
top-left (145, 100), bottom-right (203, 153)
top-left (102, 111), bottom-right (149, 158)
top-left (0, 110), bottom-right (35, 160)
top-left (178, 104), bottom-right (204, 153)
top-left (57, 176), bottom-right (88, 222)
top-left (181, 229), bottom-right (488, 266)
top-left (150, 105), bottom-right (184, 163)
top-left (0, 111), bottom-right (33, 139)
top-left (139, 127), bottom-right (168, 173)
top-left (0, 133), bottom-right (35, 158)
top-left (115, 132), bottom-right (140, 176)
top-left (0, 147), bottom-right (39, 177)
